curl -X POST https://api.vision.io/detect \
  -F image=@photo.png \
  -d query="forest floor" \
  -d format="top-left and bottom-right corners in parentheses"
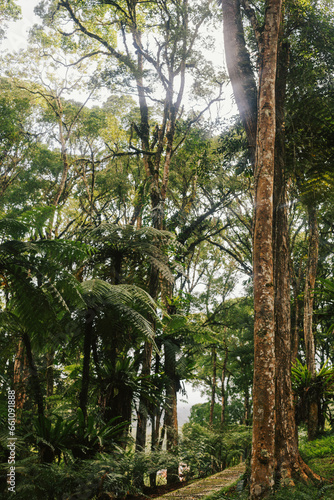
top-left (125, 435), bottom-right (334, 500)
top-left (148, 463), bottom-right (246, 500)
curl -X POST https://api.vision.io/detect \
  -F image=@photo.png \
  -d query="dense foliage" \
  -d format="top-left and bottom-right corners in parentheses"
top-left (0, 0), bottom-right (334, 498)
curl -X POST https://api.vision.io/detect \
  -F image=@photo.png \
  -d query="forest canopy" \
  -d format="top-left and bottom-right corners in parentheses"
top-left (0, 0), bottom-right (334, 499)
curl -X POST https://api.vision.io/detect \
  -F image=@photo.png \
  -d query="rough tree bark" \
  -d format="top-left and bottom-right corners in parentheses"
top-left (273, 39), bottom-right (300, 484)
top-left (250, 0), bottom-right (282, 490)
top-left (221, 0), bottom-right (322, 490)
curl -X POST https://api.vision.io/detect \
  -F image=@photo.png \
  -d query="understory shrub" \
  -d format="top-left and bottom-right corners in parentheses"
top-left (0, 449), bottom-right (180, 499)
top-left (180, 423), bottom-right (251, 479)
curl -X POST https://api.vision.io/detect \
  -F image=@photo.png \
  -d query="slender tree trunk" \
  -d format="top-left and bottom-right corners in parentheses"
top-left (46, 349), bottom-right (54, 398)
top-left (135, 261), bottom-right (159, 454)
top-left (132, 12), bottom-right (184, 460)
top-left (209, 346), bottom-right (217, 427)
top-left (22, 332), bottom-right (44, 418)
top-left (135, 341), bottom-right (153, 451)
top-left (243, 387), bottom-right (250, 426)
top-left (291, 256), bottom-right (304, 364)
top-left (304, 206), bottom-right (318, 376)
top-left (164, 331), bottom-right (179, 485)
top-left (79, 309), bottom-right (95, 421)
top-left (220, 345), bottom-right (228, 428)
top-left (273, 39), bottom-right (300, 484)
top-left (150, 347), bottom-right (162, 487)
top-left (250, 0), bottom-right (282, 496)
top-left (54, 104), bottom-right (70, 207)
top-left (304, 206), bottom-right (319, 440)
top-left (13, 340), bottom-right (29, 421)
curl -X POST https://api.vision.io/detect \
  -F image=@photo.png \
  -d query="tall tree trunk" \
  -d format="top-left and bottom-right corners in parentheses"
top-left (132, 7), bottom-right (185, 458)
top-left (135, 341), bottom-right (153, 451)
top-left (291, 256), bottom-right (304, 365)
top-left (135, 263), bottom-right (159, 454)
top-left (46, 349), bottom-right (54, 398)
top-left (273, 39), bottom-right (300, 484)
top-left (304, 206), bottom-right (319, 441)
top-left (271, 30), bottom-right (321, 485)
top-left (222, 0), bottom-right (322, 489)
top-left (164, 338), bottom-right (179, 485)
top-left (250, 0), bottom-right (282, 496)
top-left (13, 340), bottom-right (29, 422)
top-left (303, 206), bottom-right (318, 376)
top-left (221, 0), bottom-right (257, 166)
top-left (22, 332), bottom-right (44, 418)
top-left (150, 347), bottom-right (162, 487)
top-left (220, 344), bottom-right (228, 428)
top-left (79, 309), bottom-right (95, 421)
top-left (209, 346), bottom-right (217, 427)
top-left (243, 387), bottom-right (250, 426)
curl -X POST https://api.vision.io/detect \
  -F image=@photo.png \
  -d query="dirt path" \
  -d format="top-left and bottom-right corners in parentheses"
top-left (153, 463), bottom-right (246, 500)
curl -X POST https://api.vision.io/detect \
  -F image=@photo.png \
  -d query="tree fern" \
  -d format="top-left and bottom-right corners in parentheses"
top-left (82, 222), bottom-right (177, 285)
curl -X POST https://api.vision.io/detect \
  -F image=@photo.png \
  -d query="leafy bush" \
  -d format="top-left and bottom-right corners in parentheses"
top-left (180, 423), bottom-right (251, 479)
top-left (0, 447), bottom-right (181, 499)
top-left (299, 432), bottom-right (334, 480)
top-left (300, 433), bottom-right (334, 460)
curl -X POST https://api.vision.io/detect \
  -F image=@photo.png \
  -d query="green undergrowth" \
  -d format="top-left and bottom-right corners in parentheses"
top-left (205, 482), bottom-right (334, 500)
top-left (203, 434), bottom-right (334, 500)
top-left (300, 434), bottom-right (334, 480)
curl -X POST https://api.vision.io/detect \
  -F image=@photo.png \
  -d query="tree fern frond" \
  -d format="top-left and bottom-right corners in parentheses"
top-left (0, 217), bottom-right (29, 240)
top-left (149, 256), bottom-right (174, 283)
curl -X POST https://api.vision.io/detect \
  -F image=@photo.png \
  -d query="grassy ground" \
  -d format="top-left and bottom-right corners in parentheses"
top-left (203, 433), bottom-right (334, 500)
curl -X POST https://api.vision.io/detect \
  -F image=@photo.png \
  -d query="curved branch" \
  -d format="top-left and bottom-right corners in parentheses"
top-left (58, 0), bottom-right (137, 73)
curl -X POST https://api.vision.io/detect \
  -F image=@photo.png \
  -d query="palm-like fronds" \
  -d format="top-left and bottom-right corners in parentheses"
top-left (292, 359), bottom-right (334, 394)
top-left (292, 359), bottom-right (334, 426)
top-left (0, 217), bottom-right (28, 240)
top-left (80, 279), bottom-right (159, 346)
top-left (82, 223), bottom-right (176, 284)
